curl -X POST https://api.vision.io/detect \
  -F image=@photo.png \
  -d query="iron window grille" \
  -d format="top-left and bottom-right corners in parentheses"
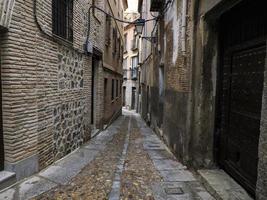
top-left (113, 28), bottom-right (117, 55)
top-left (105, 15), bottom-right (111, 45)
top-left (111, 79), bottom-right (115, 100)
top-left (52, 0), bottom-right (73, 41)
top-left (116, 80), bottom-right (119, 97)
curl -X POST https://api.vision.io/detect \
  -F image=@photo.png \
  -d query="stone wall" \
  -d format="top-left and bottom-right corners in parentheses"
top-left (58, 47), bottom-right (84, 90)
top-left (53, 100), bottom-right (85, 160)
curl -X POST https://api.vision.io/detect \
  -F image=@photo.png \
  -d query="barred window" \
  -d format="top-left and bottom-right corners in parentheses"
top-left (112, 79), bottom-right (115, 100)
top-left (113, 28), bottom-right (117, 54)
top-left (118, 38), bottom-right (121, 58)
top-left (116, 80), bottom-right (119, 97)
top-left (105, 15), bottom-right (111, 45)
top-left (52, 0), bottom-right (73, 41)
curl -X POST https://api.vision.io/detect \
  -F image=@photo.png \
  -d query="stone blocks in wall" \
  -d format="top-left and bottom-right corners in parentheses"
top-left (53, 100), bottom-right (85, 160)
top-left (58, 46), bottom-right (84, 90)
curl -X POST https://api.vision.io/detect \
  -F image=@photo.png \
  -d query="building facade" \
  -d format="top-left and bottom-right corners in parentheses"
top-left (122, 11), bottom-right (140, 111)
top-left (139, 0), bottom-right (267, 199)
top-left (102, 0), bottom-right (125, 127)
top-left (0, 0), bottom-right (126, 186)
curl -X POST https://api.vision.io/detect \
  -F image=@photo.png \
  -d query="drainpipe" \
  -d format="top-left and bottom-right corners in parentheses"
top-left (181, 0), bottom-right (187, 56)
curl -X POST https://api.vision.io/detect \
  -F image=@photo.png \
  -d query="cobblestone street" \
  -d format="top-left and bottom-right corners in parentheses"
top-left (0, 110), bottom-right (214, 200)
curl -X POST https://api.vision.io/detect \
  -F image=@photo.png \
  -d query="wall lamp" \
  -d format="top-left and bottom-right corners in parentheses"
top-left (134, 18), bottom-right (145, 35)
top-left (134, 19), bottom-right (157, 43)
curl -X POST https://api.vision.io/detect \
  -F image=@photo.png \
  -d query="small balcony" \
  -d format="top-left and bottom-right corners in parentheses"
top-left (150, 0), bottom-right (164, 12)
top-left (0, 0), bottom-right (16, 31)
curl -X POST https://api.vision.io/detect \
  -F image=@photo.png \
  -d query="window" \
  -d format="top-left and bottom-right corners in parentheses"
top-left (124, 34), bottom-right (127, 52)
top-left (105, 15), bottom-right (111, 45)
top-left (113, 28), bottom-right (117, 54)
top-left (131, 56), bottom-right (138, 68)
top-left (120, 80), bottom-right (122, 95)
top-left (116, 80), bottom-right (119, 97)
top-left (131, 56), bottom-right (138, 80)
top-left (111, 79), bottom-right (115, 100)
top-left (123, 58), bottom-right (127, 69)
top-left (121, 45), bottom-right (123, 62)
top-left (104, 78), bottom-right (108, 99)
top-left (118, 38), bottom-right (120, 58)
top-left (52, 0), bottom-right (73, 41)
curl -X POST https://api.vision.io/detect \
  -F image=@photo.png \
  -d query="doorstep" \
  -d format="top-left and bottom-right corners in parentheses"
top-left (0, 171), bottom-right (16, 191)
top-left (198, 169), bottom-right (253, 200)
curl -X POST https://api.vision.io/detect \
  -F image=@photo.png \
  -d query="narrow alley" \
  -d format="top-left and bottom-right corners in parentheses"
top-left (0, 110), bottom-right (215, 200)
top-left (0, 0), bottom-right (266, 199)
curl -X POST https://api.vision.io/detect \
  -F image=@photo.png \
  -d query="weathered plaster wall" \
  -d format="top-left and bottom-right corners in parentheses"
top-left (159, 0), bottom-right (193, 164)
top-left (189, 8), bottom-right (217, 168)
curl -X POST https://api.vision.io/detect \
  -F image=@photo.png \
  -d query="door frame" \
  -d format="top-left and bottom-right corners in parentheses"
top-left (214, 0), bottom-right (267, 195)
top-left (91, 48), bottom-right (102, 125)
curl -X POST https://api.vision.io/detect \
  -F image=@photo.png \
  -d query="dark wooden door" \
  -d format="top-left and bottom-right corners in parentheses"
top-left (217, 0), bottom-right (267, 195)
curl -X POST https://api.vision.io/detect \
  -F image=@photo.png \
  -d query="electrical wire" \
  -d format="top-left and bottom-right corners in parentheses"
top-left (34, 0), bottom-right (174, 52)
top-left (86, 5), bottom-right (159, 45)
top-left (150, 0), bottom-right (173, 38)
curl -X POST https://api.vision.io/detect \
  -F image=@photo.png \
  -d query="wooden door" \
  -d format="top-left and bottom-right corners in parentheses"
top-left (217, 0), bottom-right (267, 195)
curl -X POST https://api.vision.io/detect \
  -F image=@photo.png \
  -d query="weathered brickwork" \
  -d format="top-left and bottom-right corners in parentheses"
top-left (103, 70), bottom-right (122, 125)
top-left (139, 0), bottom-right (267, 198)
top-left (101, 0), bottom-right (124, 126)
top-left (0, 0), bottom-right (110, 179)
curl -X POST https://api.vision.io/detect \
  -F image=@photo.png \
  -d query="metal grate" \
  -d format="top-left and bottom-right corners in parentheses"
top-left (52, 0), bottom-right (73, 41)
top-left (165, 187), bottom-right (184, 195)
top-left (0, 0), bottom-right (16, 29)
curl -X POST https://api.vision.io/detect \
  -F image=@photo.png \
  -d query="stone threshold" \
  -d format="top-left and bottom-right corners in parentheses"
top-left (198, 169), bottom-right (253, 200)
top-left (0, 171), bottom-right (16, 191)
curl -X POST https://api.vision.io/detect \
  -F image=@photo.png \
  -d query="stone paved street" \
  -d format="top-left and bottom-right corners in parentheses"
top-left (0, 110), bottom-right (214, 200)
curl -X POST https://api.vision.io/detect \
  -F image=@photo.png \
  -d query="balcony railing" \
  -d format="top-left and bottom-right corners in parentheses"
top-left (0, 0), bottom-right (16, 30)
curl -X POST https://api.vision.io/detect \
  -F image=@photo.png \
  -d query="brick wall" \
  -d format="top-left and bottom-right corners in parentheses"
top-left (102, 0), bottom-right (123, 125)
top-left (0, 0), bottom-right (106, 176)
top-left (103, 70), bottom-right (122, 125)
